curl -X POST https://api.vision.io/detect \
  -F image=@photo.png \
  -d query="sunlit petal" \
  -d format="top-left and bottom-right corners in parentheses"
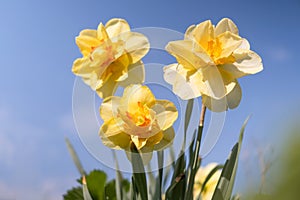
top-left (154, 127), bottom-right (175, 151)
top-left (105, 18), bottom-right (130, 38)
top-left (192, 20), bottom-right (215, 49)
top-left (99, 96), bottom-right (121, 121)
top-left (222, 49), bottom-right (263, 79)
top-left (215, 18), bottom-right (239, 35)
top-left (152, 100), bottom-right (178, 130)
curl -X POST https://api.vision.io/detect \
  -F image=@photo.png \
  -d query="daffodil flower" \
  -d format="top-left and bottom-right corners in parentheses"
top-left (194, 163), bottom-right (221, 200)
top-left (164, 18), bottom-right (263, 111)
top-left (72, 18), bottom-right (149, 98)
top-left (99, 84), bottom-right (178, 159)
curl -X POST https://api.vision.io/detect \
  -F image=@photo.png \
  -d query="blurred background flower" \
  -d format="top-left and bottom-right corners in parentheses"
top-left (194, 163), bottom-right (221, 200)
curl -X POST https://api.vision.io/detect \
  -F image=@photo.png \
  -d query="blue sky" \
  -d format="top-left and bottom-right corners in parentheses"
top-left (0, 0), bottom-right (300, 199)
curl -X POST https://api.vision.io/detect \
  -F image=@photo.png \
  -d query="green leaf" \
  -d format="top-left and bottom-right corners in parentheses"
top-left (185, 126), bottom-right (203, 200)
top-left (65, 138), bottom-right (86, 176)
top-left (63, 186), bottom-right (84, 200)
top-left (105, 180), bottom-right (117, 200)
top-left (184, 99), bottom-right (194, 134)
top-left (155, 151), bottom-right (164, 200)
top-left (212, 116), bottom-right (250, 200)
top-left (166, 151), bottom-right (186, 200)
top-left (224, 116), bottom-right (250, 199)
top-left (130, 144), bottom-right (148, 200)
top-left (85, 170), bottom-right (107, 200)
top-left (165, 173), bottom-right (185, 200)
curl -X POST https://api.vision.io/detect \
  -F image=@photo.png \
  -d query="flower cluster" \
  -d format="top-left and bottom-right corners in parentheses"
top-left (68, 17), bottom-right (264, 200)
top-left (72, 17), bottom-right (263, 154)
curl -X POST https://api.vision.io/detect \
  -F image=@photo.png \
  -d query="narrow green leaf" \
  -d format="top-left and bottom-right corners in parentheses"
top-left (185, 126), bottom-right (203, 200)
top-left (155, 151), bottom-right (164, 200)
top-left (65, 138), bottom-right (86, 176)
top-left (166, 151), bottom-right (186, 200)
top-left (183, 99), bottom-right (194, 150)
top-left (63, 186), bottom-right (83, 200)
top-left (212, 116), bottom-right (250, 200)
top-left (130, 144), bottom-right (148, 200)
top-left (165, 173), bottom-right (185, 200)
top-left (184, 99), bottom-right (194, 134)
top-left (225, 116), bottom-right (250, 199)
top-left (85, 170), bottom-right (107, 200)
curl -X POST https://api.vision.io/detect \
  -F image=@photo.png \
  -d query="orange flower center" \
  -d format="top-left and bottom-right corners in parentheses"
top-left (126, 102), bottom-right (151, 127)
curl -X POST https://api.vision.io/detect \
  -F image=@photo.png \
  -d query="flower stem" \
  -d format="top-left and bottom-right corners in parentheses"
top-left (199, 104), bottom-right (206, 127)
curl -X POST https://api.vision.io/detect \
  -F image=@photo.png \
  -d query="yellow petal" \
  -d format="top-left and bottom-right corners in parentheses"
top-left (131, 135), bottom-right (147, 149)
top-left (108, 53), bottom-right (131, 82)
top-left (215, 18), bottom-right (239, 36)
top-left (192, 20), bottom-right (215, 50)
top-left (216, 31), bottom-right (243, 59)
top-left (166, 40), bottom-right (211, 71)
top-left (121, 84), bottom-right (156, 113)
top-left (221, 49), bottom-right (263, 79)
top-left (105, 18), bottom-right (130, 38)
top-left (200, 64), bottom-right (226, 99)
top-left (163, 63), bottom-right (204, 100)
top-left (118, 108), bottom-right (161, 138)
top-left (154, 127), bottom-right (175, 151)
top-left (145, 131), bottom-right (164, 147)
top-left (96, 75), bottom-right (118, 98)
top-left (124, 32), bottom-right (150, 63)
top-left (99, 96), bottom-right (121, 121)
top-left (72, 57), bottom-right (92, 76)
top-left (100, 131), bottom-right (131, 149)
top-left (99, 118), bottom-right (123, 137)
top-left (226, 82), bottom-right (242, 109)
top-left (75, 29), bottom-right (100, 56)
top-left (202, 81), bottom-right (241, 112)
top-left (184, 24), bottom-right (196, 40)
top-left (97, 23), bottom-right (109, 41)
top-left (151, 100), bottom-right (178, 130)
top-left (118, 61), bottom-right (145, 87)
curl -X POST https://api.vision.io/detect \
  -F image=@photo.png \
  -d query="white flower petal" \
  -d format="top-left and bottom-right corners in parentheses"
top-left (222, 49), bottom-right (263, 79)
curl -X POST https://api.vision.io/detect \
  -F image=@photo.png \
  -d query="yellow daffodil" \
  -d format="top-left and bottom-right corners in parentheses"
top-left (72, 18), bottom-right (149, 98)
top-left (194, 163), bottom-right (221, 200)
top-left (99, 84), bottom-right (178, 157)
top-left (164, 18), bottom-right (263, 111)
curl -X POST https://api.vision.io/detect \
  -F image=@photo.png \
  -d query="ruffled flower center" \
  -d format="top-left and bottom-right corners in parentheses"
top-left (206, 38), bottom-right (235, 65)
top-left (126, 102), bottom-right (152, 127)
